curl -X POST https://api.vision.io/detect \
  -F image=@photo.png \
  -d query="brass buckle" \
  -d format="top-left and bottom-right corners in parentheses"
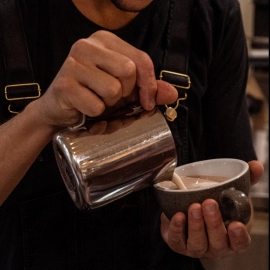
top-left (160, 70), bottom-right (190, 121)
top-left (5, 83), bottom-right (41, 101)
top-left (159, 70), bottom-right (191, 90)
top-left (5, 83), bottom-right (41, 114)
top-left (7, 105), bottom-right (20, 114)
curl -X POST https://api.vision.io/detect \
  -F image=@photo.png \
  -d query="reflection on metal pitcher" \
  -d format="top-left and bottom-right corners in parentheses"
top-left (53, 106), bottom-right (177, 210)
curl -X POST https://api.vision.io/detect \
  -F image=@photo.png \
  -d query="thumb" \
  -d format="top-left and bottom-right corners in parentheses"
top-left (248, 160), bottom-right (264, 186)
top-left (156, 80), bottom-right (178, 105)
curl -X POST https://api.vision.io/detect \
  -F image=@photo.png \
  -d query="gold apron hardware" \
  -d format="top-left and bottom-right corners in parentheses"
top-left (164, 93), bottom-right (188, 122)
top-left (159, 70), bottom-right (190, 121)
top-left (5, 83), bottom-right (41, 113)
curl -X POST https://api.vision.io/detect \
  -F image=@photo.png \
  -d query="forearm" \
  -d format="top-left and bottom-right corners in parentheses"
top-left (0, 100), bottom-right (60, 205)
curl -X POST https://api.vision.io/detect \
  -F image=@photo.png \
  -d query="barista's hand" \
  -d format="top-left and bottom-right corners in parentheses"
top-left (36, 30), bottom-right (178, 127)
top-left (160, 160), bottom-right (264, 260)
top-left (248, 160), bottom-right (264, 186)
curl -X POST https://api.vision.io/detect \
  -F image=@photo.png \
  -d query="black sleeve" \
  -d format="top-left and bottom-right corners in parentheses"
top-left (202, 1), bottom-right (257, 162)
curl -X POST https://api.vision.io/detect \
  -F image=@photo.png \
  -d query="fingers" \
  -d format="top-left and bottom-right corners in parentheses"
top-left (43, 30), bottom-right (178, 127)
top-left (156, 80), bottom-right (178, 105)
top-left (88, 120), bottom-right (122, 135)
top-left (161, 200), bottom-right (252, 259)
top-left (248, 160), bottom-right (264, 186)
top-left (161, 203), bottom-right (226, 259)
top-left (47, 57), bottom-right (107, 119)
top-left (186, 204), bottom-right (208, 257)
top-left (71, 38), bottom-right (137, 102)
top-left (202, 199), bottom-right (229, 258)
top-left (90, 31), bottom-right (158, 110)
top-left (90, 31), bottom-right (178, 110)
top-left (160, 212), bottom-right (187, 254)
top-left (88, 121), bottom-right (108, 135)
top-left (227, 221), bottom-right (251, 253)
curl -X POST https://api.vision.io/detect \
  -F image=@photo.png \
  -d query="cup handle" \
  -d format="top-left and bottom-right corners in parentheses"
top-left (219, 187), bottom-right (251, 225)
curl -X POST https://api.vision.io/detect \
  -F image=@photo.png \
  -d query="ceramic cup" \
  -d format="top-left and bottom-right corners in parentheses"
top-left (153, 158), bottom-right (251, 224)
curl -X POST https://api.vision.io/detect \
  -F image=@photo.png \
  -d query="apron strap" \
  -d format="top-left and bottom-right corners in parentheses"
top-left (161, 0), bottom-right (194, 121)
top-left (0, 0), bottom-right (41, 114)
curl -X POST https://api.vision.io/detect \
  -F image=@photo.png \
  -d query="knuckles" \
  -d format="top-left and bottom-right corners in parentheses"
top-left (70, 38), bottom-right (91, 58)
top-left (209, 241), bottom-right (228, 255)
top-left (70, 38), bottom-right (101, 60)
top-left (90, 30), bottom-right (114, 41)
top-left (52, 75), bottom-right (74, 96)
top-left (120, 59), bottom-right (136, 78)
top-left (88, 102), bottom-right (106, 117)
top-left (49, 31), bottom-right (158, 118)
top-left (137, 51), bottom-right (155, 76)
top-left (187, 244), bottom-right (207, 256)
top-left (104, 80), bottom-right (122, 103)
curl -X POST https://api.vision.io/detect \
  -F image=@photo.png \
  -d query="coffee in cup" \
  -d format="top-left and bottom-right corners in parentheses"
top-left (153, 158), bottom-right (251, 224)
top-left (158, 175), bottom-right (230, 190)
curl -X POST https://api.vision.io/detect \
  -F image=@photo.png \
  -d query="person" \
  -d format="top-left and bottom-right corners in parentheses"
top-left (0, 0), bottom-right (264, 269)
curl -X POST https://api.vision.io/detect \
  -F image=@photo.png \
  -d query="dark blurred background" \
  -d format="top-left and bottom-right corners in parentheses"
top-left (201, 1), bottom-right (269, 269)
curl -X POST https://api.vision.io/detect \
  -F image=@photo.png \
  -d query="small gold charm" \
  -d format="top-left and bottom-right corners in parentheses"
top-left (164, 99), bottom-right (180, 122)
top-left (165, 106), bottom-right (177, 121)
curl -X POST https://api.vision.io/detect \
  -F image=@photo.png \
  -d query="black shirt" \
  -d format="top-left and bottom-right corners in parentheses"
top-left (0, 0), bottom-right (257, 269)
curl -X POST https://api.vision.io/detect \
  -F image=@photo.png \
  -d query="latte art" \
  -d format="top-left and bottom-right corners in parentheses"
top-left (157, 175), bottom-right (229, 190)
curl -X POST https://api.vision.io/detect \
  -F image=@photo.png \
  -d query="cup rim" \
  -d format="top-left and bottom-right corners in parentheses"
top-left (153, 158), bottom-right (249, 192)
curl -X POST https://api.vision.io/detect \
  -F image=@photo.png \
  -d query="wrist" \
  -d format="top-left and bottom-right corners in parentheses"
top-left (23, 99), bottom-right (62, 141)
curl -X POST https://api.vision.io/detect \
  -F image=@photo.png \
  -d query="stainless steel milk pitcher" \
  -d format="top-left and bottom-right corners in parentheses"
top-left (53, 105), bottom-right (177, 210)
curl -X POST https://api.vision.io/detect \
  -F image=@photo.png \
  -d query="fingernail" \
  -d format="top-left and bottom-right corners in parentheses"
top-left (232, 228), bottom-right (243, 236)
top-left (174, 219), bottom-right (183, 227)
top-left (204, 204), bottom-right (217, 215)
top-left (191, 209), bottom-right (202, 219)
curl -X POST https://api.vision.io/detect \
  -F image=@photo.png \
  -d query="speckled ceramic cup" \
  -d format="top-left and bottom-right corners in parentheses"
top-left (153, 158), bottom-right (251, 224)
